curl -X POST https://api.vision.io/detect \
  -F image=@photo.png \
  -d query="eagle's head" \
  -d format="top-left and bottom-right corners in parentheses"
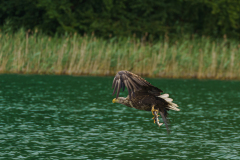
top-left (112, 97), bottom-right (133, 108)
top-left (112, 97), bottom-right (127, 104)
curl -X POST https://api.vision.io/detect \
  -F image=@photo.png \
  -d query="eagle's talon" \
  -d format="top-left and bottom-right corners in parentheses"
top-left (152, 116), bottom-right (160, 124)
top-left (152, 117), bottom-right (155, 123)
top-left (151, 106), bottom-right (159, 115)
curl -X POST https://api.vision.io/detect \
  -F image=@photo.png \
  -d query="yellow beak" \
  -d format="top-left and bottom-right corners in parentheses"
top-left (112, 98), bottom-right (117, 103)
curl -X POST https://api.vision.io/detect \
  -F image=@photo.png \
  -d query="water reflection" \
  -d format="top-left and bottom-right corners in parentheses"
top-left (0, 75), bottom-right (239, 159)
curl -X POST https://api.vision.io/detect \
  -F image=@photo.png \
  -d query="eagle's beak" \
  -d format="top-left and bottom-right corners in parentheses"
top-left (112, 98), bottom-right (117, 103)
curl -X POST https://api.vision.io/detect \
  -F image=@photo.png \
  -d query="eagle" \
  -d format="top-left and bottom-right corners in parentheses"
top-left (112, 70), bottom-right (180, 133)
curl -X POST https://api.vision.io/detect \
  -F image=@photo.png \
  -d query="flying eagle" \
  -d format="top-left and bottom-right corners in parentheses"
top-left (112, 70), bottom-right (180, 133)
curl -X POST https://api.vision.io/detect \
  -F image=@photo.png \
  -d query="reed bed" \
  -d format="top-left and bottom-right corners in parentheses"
top-left (0, 29), bottom-right (240, 79)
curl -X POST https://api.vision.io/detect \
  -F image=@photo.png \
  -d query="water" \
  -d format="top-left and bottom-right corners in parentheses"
top-left (0, 74), bottom-right (239, 159)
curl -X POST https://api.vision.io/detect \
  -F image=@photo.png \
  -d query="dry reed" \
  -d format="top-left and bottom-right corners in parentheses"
top-left (0, 29), bottom-right (239, 79)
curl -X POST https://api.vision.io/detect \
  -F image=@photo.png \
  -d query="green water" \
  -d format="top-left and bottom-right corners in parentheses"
top-left (0, 75), bottom-right (239, 159)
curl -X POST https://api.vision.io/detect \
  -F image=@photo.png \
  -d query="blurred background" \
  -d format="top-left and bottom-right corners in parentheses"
top-left (0, 0), bottom-right (239, 79)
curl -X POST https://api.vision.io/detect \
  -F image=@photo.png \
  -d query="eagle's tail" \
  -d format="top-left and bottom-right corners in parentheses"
top-left (159, 94), bottom-right (180, 111)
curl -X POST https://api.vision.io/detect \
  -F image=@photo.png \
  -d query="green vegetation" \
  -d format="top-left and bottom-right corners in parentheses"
top-left (0, 29), bottom-right (239, 79)
top-left (1, 0), bottom-right (240, 38)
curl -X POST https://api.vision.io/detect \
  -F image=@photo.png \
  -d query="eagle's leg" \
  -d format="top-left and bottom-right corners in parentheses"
top-left (151, 105), bottom-right (158, 115)
top-left (151, 105), bottom-right (159, 123)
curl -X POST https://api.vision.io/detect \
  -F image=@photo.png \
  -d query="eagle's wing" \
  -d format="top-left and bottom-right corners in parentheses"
top-left (112, 70), bottom-right (163, 99)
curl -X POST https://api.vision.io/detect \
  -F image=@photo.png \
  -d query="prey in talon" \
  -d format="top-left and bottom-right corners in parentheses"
top-left (153, 111), bottom-right (163, 127)
top-left (111, 70), bottom-right (180, 134)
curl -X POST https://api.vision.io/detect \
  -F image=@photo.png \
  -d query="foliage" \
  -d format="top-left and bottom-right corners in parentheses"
top-left (0, 0), bottom-right (240, 38)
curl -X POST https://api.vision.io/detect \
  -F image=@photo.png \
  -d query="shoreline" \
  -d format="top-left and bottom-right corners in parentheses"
top-left (0, 71), bottom-right (239, 80)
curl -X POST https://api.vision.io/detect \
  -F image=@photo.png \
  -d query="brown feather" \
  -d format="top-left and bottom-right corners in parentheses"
top-left (116, 80), bottom-right (121, 98)
top-left (122, 82), bottom-right (125, 91)
top-left (112, 78), bottom-right (116, 88)
top-left (112, 81), bottom-right (118, 96)
top-left (112, 70), bottom-right (163, 99)
top-left (160, 111), bottom-right (170, 134)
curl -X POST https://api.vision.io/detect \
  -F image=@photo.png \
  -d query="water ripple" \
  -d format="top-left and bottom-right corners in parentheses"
top-left (0, 75), bottom-right (239, 159)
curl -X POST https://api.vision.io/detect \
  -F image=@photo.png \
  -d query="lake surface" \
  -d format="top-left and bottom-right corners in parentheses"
top-left (0, 74), bottom-right (239, 159)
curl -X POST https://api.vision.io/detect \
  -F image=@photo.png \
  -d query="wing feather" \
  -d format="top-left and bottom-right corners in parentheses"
top-left (112, 81), bottom-right (118, 96)
top-left (127, 80), bottom-right (136, 98)
top-left (125, 80), bottom-right (133, 93)
top-left (112, 70), bottom-right (163, 99)
top-left (160, 111), bottom-right (170, 134)
top-left (125, 80), bottom-right (132, 99)
top-left (127, 77), bottom-right (139, 90)
top-left (116, 80), bottom-right (121, 98)
top-left (112, 77), bottom-right (116, 88)
top-left (122, 82), bottom-right (125, 91)
top-left (132, 77), bottom-right (145, 86)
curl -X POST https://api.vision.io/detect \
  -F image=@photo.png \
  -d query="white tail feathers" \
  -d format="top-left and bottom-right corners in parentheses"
top-left (167, 102), bottom-right (180, 111)
top-left (158, 94), bottom-right (180, 111)
top-left (164, 98), bottom-right (173, 102)
top-left (159, 94), bottom-right (169, 98)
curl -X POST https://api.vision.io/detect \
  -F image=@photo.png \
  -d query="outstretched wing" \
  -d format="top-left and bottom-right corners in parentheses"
top-left (112, 70), bottom-right (163, 99)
